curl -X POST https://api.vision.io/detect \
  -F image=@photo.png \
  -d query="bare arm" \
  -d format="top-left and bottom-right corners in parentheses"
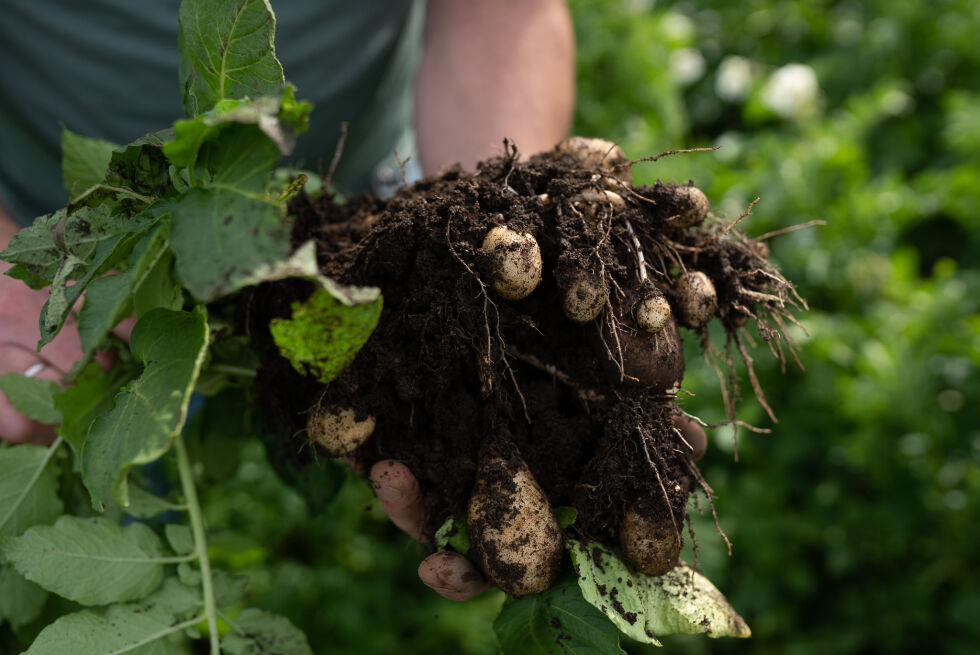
top-left (414, 0), bottom-right (575, 174)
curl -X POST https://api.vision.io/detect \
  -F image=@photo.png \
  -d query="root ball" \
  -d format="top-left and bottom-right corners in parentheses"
top-left (481, 226), bottom-right (543, 301)
top-left (675, 271), bottom-right (718, 328)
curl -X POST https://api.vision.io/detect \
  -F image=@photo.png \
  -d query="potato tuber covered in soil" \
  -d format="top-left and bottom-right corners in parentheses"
top-left (244, 137), bottom-right (807, 595)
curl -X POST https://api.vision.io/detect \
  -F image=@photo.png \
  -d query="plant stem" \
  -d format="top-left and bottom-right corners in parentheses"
top-left (174, 433), bottom-right (220, 654)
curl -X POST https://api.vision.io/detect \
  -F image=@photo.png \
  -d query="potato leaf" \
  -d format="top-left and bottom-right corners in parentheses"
top-left (105, 129), bottom-right (174, 199)
top-left (434, 516), bottom-right (470, 555)
top-left (21, 577), bottom-right (200, 655)
top-left (55, 361), bottom-right (133, 459)
top-left (0, 564), bottom-right (48, 629)
top-left (567, 539), bottom-right (750, 646)
top-left (221, 608), bottom-right (314, 655)
top-left (0, 374), bottom-right (61, 425)
top-left (0, 444), bottom-right (63, 538)
top-left (494, 575), bottom-right (627, 655)
top-left (81, 308), bottom-right (208, 509)
top-left (61, 127), bottom-right (117, 197)
top-left (177, 0), bottom-right (284, 117)
top-left (0, 516), bottom-right (167, 606)
top-left (270, 285), bottom-right (382, 385)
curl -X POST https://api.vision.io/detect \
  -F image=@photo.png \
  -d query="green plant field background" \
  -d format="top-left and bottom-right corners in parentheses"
top-left (5, 1), bottom-right (977, 653)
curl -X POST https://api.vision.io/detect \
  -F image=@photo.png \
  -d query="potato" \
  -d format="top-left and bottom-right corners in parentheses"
top-left (562, 272), bottom-right (607, 323)
top-left (307, 404), bottom-right (376, 456)
top-left (571, 189), bottom-right (626, 220)
top-left (619, 506), bottom-right (682, 576)
top-left (671, 409), bottom-right (707, 462)
top-left (555, 136), bottom-right (632, 186)
top-left (635, 290), bottom-right (671, 333)
top-left (597, 318), bottom-right (685, 394)
top-left (675, 271), bottom-right (717, 328)
top-left (481, 226), bottom-right (543, 301)
top-left (668, 185), bottom-right (710, 228)
top-left (468, 452), bottom-right (563, 596)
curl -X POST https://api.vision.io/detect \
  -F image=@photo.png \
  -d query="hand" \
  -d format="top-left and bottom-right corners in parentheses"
top-left (368, 460), bottom-right (491, 601)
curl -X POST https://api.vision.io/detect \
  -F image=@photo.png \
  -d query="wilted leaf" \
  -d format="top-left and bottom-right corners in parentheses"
top-left (1, 516), bottom-right (167, 606)
top-left (81, 308), bottom-right (208, 509)
top-left (567, 540), bottom-right (750, 645)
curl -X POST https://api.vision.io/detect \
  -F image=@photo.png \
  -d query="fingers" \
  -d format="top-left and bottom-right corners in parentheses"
top-left (418, 551), bottom-right (491, 601)
top-left (369, 460), bottom-right (425, 541)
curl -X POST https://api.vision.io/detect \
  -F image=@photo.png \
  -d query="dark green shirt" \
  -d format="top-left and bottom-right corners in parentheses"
top-left (0, 0), bottom-right (423, 225)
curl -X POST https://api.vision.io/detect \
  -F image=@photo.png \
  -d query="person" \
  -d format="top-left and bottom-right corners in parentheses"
top-left (0, 0), bottom-right (575, 601)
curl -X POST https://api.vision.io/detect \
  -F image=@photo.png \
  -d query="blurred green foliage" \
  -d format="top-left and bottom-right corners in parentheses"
top-left (197, 2), bottom-right (978, 653)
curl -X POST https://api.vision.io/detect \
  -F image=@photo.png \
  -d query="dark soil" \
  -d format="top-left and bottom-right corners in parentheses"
top-left (242, 141), bottom-right (804, 583)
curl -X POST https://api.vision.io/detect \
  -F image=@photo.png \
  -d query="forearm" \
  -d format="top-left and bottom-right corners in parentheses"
top-left (414, 0), bottom-right (575, 175)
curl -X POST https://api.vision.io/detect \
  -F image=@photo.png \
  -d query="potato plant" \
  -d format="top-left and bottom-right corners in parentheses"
top-left (0, 1), bottom-right (806, 653)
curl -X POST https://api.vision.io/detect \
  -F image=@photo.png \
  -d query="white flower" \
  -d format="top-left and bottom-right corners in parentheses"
top-left (670, 48), bottom-right (706, 86)
top-left (761, 63), bottom-right (819, 119)
top-left (715, 56), bottom-right (754, 102)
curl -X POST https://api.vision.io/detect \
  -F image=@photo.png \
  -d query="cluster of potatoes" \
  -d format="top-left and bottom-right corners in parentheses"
top-left (308, 137), bottom-right (721, 597)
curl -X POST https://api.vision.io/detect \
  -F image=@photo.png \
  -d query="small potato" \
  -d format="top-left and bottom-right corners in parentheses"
top-left (671, 410), bottom-right (707, 462)
top-left (635, 291), bottom-right (671, 333)
top-left (468, 453), bottom-right (563, 596)
top-left (619, 507), bottom-right (682, 576)
top-left (307, 405), bottom-right (376, 456)
top-left (555, 136), bottom-right (632, 186)
top-left (667, 185), bottom-right (710, 228)
top-left (481, 226), bottom-right (543, 301)
top-left (571, 189), bottom-right (627, 220)
top-left (675, 271), bottom-right (717, 329)
top-left (562, 272), bottom-right (606, 323)
top-left (597, 318), bottom-right (685, 394)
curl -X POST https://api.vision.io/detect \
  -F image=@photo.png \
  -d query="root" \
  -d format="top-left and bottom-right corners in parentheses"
top-left (506, 346), bottom-right (607, 404)
top-left (694, 197), bottom-right (760, 250)
top-left (629, 145), bottom-right (721, 166)
top-left (639, 426), bottom-right (682, 549)
top-left (686, 460), bottom-right (733, 556)
top-left (733, 330), bottom-right (777, 423)
top-left (324, 121), bottom-right (349, 190)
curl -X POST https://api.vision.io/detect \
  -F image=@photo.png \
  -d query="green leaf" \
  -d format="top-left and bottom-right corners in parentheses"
top-left (494, 576), bottom-right (627, 655)
top-left (213, 569), bottom-right (249, 607)
top-left (133, 248), bottom-right (184, 317)
top-left (165, 524), bottom-right (194, 556)
top-left (122, 484), bottom-right (181, 520)
top-left (37, 205), bottom-right (155, 345)
top-left (0, 563), bottom-right (48, 628)
top-left (61, 128), bottom-right (118, 197)
top-left (0, 374), bottom-right (61, 424)
top-left (81, 308), bottom-right (208, 509)
top-left (77, 222), bottom-right (172, 356)
top-left (165, 90), bottom-right (310, 172)
top-left (0, 444), bottom-right (63, 538)
top-left (177, 0), bottom-right (284, 117)
top-left (222, 608), bottom-right (314, 655)
top-left (167, 187), bottom-right (290, 301)
top-left (434, 515), bottom-right (471, 555)
top-left (22, 577), bottom-right (199, 655)
top-left (55, 361), bottom-right (132, 458)
top-left (567, 540), bottom-right (751, 645)
top-left (0, 516), bottom-right (167, 606)
top-left (0, 211), bottom-right (66, 284)
top-left (105, 129), bottom-right (174, 199)
top-left (555, 506), bottom-right (579, 529)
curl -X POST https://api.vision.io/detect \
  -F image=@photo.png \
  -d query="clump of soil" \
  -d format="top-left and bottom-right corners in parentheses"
top-left (242, 139), bottom-right (806, 587)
